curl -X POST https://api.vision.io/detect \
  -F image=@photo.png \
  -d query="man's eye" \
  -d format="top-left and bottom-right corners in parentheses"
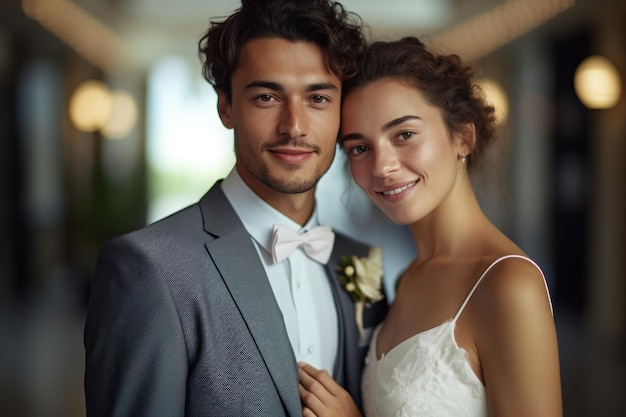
top-left (256, 94), bottom-right (275, 102)
top-left (311, 95), bottom-right (328, 104)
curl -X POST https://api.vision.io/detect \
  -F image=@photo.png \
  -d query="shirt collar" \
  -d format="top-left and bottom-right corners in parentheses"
top-left (220, 168), bottom-right (321, 254)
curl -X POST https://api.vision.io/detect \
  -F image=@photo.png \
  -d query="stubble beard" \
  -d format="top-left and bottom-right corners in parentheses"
top-left (239, 137), bottom-right (335, 194)
top-left (255, 165), bottom-right (322, 194)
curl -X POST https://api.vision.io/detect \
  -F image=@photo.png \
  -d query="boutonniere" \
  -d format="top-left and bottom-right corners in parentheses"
top-left (337, 247), bottom-right (384, 341)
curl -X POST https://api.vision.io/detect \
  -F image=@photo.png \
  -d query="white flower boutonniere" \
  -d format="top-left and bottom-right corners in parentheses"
top-left (337, 247), bottom-right (384, 340)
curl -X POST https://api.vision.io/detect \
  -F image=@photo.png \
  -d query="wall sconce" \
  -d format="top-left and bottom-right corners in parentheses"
top-left (574, 55), bottom-right (622, 109)
top-left (69, 80), bottom-right (112, 132)
top-left (69, 79), bottom-right (137, 139)
top-left (101, 90), bottom-right (138, 139)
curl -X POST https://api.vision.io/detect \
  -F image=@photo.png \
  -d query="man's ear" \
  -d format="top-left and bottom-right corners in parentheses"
top-left (217, 90), bottom-right (234, 129)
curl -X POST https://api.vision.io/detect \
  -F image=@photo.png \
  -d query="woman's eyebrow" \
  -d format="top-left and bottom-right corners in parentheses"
top-left (382, 115), bottom-right (421, 131)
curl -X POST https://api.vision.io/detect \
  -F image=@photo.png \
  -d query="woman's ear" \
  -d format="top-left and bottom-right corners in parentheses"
top-left (217, 91), bottom-right (234, 129)
top-left (454, 123), bottom-right (476, 157)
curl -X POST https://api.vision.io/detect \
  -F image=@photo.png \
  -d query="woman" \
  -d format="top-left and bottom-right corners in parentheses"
top-left (298, 37), bottom-right (562, 417)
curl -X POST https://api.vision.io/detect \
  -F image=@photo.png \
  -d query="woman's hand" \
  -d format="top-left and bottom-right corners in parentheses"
top-left (298, 362), bottom-right (363, 417)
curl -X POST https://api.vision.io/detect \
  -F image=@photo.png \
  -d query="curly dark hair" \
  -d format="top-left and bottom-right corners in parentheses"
top-left (343, 37), bottom-right (497, 170)
top-left (198, 0), bottom-right (366, 102)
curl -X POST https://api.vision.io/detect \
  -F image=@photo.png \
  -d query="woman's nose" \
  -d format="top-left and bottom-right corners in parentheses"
top-left (371, 146), bottom-right (400, 178)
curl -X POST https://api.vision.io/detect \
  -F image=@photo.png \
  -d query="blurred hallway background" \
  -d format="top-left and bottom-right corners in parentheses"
top-left (1, 0), bottom-right (625, 415)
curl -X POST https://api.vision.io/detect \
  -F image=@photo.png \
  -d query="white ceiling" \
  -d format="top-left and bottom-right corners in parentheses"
top-left (116, 0), bottom-right (466, 31)
top-left (12, 0), bottom-right (626, 75)
top-left (99, 0), bottom-right (509, 72)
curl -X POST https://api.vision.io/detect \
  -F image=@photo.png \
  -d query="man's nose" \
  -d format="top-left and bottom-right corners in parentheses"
top-left (277, 102), bottom-right (307, 138)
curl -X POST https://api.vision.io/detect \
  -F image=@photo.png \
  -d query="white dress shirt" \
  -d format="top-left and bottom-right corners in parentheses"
top-left (221, 169), bottom-right (339, 374)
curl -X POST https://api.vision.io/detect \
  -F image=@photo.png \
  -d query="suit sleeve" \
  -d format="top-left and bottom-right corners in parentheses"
top-left (84, 237), bottom-right (188, 417)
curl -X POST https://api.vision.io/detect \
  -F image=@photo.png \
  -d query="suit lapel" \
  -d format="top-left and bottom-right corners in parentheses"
top-left (325, 237), bottom-right (359, 378)
top-left (324, 235), bottom-right (369, 399)
top-left (200, 186), bottom-right (301, 417)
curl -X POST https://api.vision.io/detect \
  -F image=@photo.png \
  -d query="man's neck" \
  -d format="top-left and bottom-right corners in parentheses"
top-left (236, 167), bottom-right (316, 226)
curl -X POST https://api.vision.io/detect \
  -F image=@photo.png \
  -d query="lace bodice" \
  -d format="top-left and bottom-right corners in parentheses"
top-left (361, 321), bottom-right (487, 417)
top-left (361, 255), bottom-right (550, 417)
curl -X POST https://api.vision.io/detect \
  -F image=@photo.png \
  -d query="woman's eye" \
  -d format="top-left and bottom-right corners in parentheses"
top-left (398, 131), bottom-right (415, 141)
top-left (348, 145), bottom-right (369, 155)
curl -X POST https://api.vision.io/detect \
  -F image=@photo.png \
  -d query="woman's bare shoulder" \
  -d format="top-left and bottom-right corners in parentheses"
top-left (471, 255), bottom-right (552, 319)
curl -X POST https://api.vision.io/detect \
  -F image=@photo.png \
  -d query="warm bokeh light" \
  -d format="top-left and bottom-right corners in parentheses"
top-left (68, 80), bottom-right (112, 132)
top-left (574, 55), bottom-right (622, 109)
top-left (22, 0), bottom-right (128, 74)
top-left (478, 78), bottom-right (509, 125)
top-left (101, 91), bottom-right (138, 139)
top-left (69, 80), bottom-right (137, 137)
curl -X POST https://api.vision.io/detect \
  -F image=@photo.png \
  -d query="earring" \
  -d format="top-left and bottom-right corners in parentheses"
top-left (460, 154), bottom-right (467, 164)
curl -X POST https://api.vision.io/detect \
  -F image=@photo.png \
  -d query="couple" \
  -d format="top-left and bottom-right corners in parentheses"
top-left (83, 0), bottom-right (562, 416)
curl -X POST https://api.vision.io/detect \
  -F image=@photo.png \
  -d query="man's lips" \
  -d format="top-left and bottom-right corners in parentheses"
top-left (269, 148), bottom-right (315, 164)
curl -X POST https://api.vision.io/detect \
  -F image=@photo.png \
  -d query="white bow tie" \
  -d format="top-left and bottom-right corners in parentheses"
top-left (271, 224), bottom-right (335, 264)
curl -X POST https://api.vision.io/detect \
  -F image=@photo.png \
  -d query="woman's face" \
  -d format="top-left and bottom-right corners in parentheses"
top-left (340, 78), bottom-right (464, 225)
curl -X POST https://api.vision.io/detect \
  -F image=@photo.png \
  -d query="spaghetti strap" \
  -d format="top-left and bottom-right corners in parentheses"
top-left (452, 255), bottom-right (553, 322)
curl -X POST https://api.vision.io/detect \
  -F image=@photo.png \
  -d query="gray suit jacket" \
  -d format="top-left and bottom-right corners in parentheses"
top-left (84, 182), bottom-right (387, 416)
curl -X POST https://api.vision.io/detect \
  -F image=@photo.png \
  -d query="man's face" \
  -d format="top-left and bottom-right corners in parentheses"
top-left (217, 37), bottom-right (341, 201)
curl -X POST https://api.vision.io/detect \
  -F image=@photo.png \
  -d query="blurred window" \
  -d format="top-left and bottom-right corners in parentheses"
top-left (146, 56), bottom-right (234, 223)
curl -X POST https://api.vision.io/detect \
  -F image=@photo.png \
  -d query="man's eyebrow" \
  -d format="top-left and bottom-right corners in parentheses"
top-left (306, 82), bottom-right (339, 92)
top-left (245, 80), bottom-right (283, 91)
top-left (244, 81), bottom-right (339, 92)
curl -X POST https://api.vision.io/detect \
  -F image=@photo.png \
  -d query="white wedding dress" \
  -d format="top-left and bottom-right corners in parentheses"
top-left (361, 255), bottom-right (550, 417)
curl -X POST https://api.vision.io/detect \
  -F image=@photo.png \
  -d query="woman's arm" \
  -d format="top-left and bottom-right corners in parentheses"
top-left (475, 258), bottom-right (562, 416)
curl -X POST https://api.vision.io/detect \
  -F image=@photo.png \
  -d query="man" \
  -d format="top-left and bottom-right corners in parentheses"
top-left (84, 1), bottom-right (387, 416)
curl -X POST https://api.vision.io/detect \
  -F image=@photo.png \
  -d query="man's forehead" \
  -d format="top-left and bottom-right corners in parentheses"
top-left (232, 38), bottom-right (340, 88)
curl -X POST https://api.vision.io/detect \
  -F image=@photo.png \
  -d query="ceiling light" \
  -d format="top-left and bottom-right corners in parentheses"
top-left (574, 55), bottom-right (622, 109)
